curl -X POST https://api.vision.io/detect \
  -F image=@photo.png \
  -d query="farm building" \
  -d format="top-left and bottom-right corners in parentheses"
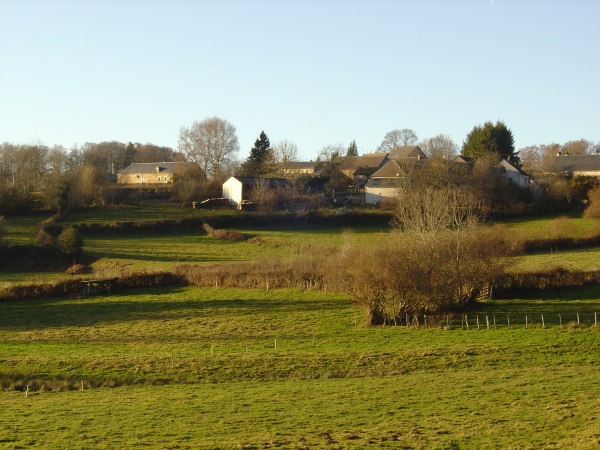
top-left (222, 176), bottom-right (290, 207)
top-left (279, 161), bottom-right (323, 177)
top-left (550, 154), bottom-right (600, 177)
top-left (117, 162), bottom-right (200, 184)
top-left (364, 160), bottom-right (405, 204)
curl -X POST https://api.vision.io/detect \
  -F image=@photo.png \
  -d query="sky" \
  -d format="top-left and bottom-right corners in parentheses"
top-left (1, 0), bottom-right (599, 161)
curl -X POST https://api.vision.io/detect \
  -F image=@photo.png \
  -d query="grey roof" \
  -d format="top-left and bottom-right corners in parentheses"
top-left (118, 162), bottom-right (197, 174)
top-left (282, 161), bottom-right (320, 170)
top-left (389, 146), bottom-right (426, 159)
top-left (333, 153), bottom-right (388, 172)
top-left (230, 176), bottom-right (291, 187)
top-left (370, 160), bottom-right (405, 178)
top-left (551, 155), bottom-right (600, 173)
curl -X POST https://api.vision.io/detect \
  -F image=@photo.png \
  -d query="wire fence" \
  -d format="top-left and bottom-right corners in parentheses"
top-left (398, 311), bottom-right (600, 329)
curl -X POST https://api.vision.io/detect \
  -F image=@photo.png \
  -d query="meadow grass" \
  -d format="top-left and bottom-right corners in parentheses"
top-left (2, 367), bottom-right (599, 449)
top-left (1, 214), bottom-right (48, 245)
top-left (500, 212), bottom-right (600, 240)
top-left (60, 199), bottom-right (235, 224)
top-left (1, 286), bottom-right (600, 448)
top-left (508, 246), bottom-right (600, 272)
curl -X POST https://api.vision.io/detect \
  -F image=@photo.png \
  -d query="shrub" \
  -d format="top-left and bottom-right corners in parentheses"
top-left (584, 185), bottom-right (600, 218)
top-left (202, 223), bottom-right (245, 242)
top-left (57, 226), bottom-right (83, 263)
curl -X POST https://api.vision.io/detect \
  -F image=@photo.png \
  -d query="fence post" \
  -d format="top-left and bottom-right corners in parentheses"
top-left (493, 315), bottom-right (496, 329)
top-left (577, 313), bottom-right (580, 326)
top-left (559, 313), bottom-right (562, 327)
top-left (476, 316), bottom-right (480, 330)
top-left (486, 316), bottom-right (490, 330)
top-left (525, 315), bottom-right (528, 328)
top-left (507, 315), bottom-right (510, 328)
top-left (465, 315), bottom-right (469, 330)
top-left (541, 315), bottom-right (545, 328)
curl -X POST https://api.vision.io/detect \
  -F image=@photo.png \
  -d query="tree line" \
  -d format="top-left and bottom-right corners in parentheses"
top-left (2, 115), bottom-right (599, 215)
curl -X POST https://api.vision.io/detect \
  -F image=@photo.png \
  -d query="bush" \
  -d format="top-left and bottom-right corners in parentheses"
top-left (202, 223), bottom-right (245, 242)
top-left (584, 185), bottom-right (600, 218)
top-left (57, 226), bottom-right (83, 263)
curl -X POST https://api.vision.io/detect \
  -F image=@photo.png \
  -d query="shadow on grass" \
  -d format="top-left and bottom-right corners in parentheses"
top-left (0, 288), bottom-right (344, 330)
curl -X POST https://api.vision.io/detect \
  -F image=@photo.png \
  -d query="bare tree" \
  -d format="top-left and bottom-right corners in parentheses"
top-left (250, 178), bottom-right (277, 213)
top-left (398, 128), bottom-right (418, 146)
top-left (419, 134), bottom-right (458, 160)
top-left (336, 186), bottom-right (512, 325)
top-left (273, 139), bottom-right (299, 166)
top-left (377, 128), bottom-right (418, 152)
top-left (318, 143), bottom-right (345, 162)
top-left (178, 117), bottom-right (239, 179)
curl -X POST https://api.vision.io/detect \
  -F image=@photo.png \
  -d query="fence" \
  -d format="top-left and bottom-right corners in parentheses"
top-left (395, 311), bottom-right (600, 329)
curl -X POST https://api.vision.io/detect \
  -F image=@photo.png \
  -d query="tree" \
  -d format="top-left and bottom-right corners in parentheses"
top-left (462, 121), bottom-right (517, 164)
top-left (584, 185), bottom-right (600, 218)
top-left (131, 143), bottom-right (175, 163)
top-left (272, 139), bottom-right (299, 167)
top-left (318, 143), bottom-right (344, 162)
top-left (337, 187), bottom-right (513, 325)
top-left (240, 131), bottom-right (277, 176)
top-left (57, 226), bottom-right (83, 264)
top-left (346, 140), bottom-right (358, 157)
top-left (178, 116), bottom-right (240, 179)
top-left (561, 139), bottom-right (599, 156)
top-left (172, 164), bottom-right (206, 205)
top-left (82, 141), bottom-right (131, 174)
top-left (377, 129), bottom-right (418, 152)
top-left (419, 134), bottom-right (458, 160)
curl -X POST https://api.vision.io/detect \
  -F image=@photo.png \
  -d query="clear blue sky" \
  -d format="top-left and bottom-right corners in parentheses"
top-left (1, 0), bottom-right (598, 161)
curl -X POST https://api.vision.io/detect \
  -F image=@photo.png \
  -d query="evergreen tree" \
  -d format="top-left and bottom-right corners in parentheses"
top-left (240, 131), bottom-right (276, 176)
top-left (346, 140), bottom-right (358, 157)
top-left (462, 121), bottom-right (517, 165)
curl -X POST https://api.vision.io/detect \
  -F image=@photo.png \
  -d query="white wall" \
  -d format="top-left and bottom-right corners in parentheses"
top-left (222, 177), bottom-right (243, 206)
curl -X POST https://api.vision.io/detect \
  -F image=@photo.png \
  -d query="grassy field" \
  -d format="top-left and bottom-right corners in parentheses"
top-left (1, 214), bottom-right (49, 246)
top-left (4, 206), bottom-right (600, 282)
top-left (1, 286), bottom-right (600, 448)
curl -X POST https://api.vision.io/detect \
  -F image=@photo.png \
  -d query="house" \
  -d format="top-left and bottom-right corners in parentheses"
top-left (117, 162), bottom-right (199, 184)
top-left (332, 153), bottom-right (389, 187)
top-left (222, 176), bottom-right (290, 207)
top-left (497, 159), bottom-right (531, 188)
top-left (454, 156), bottom-right (533, 188)
top-left (364, 160), bottom-right (405, 204)
top-left (388, 145), bottom-right (427, 161)
top-left (279, 161), bottom-right (322, 177)
top-left (550, 154), bottom-right (600, 177)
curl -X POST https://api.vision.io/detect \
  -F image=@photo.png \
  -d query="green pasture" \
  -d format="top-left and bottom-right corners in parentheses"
top-left (501, 213), bottom-right (600, 240)
top-left (82, 226), bottom-right (384, 273)
top-left (60, 199), bottom-right (229, 224)
top-left (0, 214), bottom-right (47, 245)
top-left (1, 286), bottom-right (600, 448)
top-left (509, 246), bottom-right (600, 272)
